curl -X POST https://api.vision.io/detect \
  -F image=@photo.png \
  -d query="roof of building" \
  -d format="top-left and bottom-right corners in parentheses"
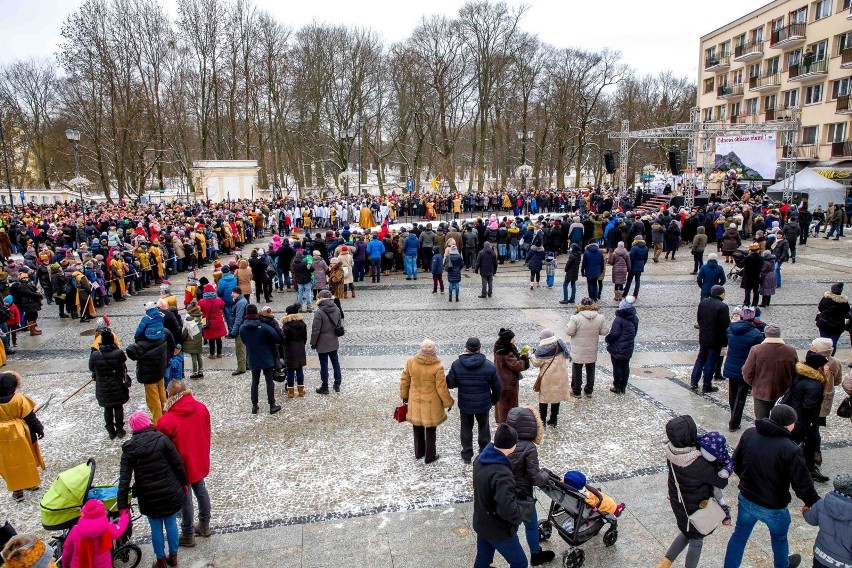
top-left (700, 0), bottom-right (784, 42)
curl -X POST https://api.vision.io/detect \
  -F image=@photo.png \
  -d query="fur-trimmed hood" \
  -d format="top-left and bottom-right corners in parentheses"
top-left (163, 389), bottom-right (193, 413)
top-left (281, 313), bottom-right (303, 324)
top-left (823, 291), bottom-right (848, 303)
top-left (796, 362), bottom-right (827, 385)
top-left (576, 304), bottom-right (599, 315)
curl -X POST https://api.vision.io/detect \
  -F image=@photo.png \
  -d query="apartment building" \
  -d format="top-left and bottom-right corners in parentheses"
top-left (697, 0), bottom-right (852, 186)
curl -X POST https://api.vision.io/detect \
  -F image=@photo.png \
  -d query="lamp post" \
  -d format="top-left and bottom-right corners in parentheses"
top-left (340, 126), bottom-right (356, 196)
top-left (0, 114), bottom-right (12, 207)
top-left (516, 130), bottom-right (534, 191)
top-left (65, 128), bottom-right (82, 213)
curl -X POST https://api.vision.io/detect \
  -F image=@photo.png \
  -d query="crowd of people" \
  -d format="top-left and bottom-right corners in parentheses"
top-left (0, 188), bottom-right (850, 568)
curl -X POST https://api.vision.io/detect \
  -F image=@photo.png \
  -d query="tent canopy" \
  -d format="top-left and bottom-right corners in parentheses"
top-left (766, 167), bottom-right (846, 211)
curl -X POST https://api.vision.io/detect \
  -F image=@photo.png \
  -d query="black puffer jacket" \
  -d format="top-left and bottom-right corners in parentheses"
top-left (664, 416), bottom-right (728, 539)
top-left (472, 443), bottom-right (529, 541)
top-left (787, 362), bottom-right (827, 441)
top-left (696, 295), bottom-right (730, 348)
top-left (19, 280), bottom-right (42, 313)
top-left (126, 332), bottom-right (174, 384)
top-left (563, 248), bottom-right (581, 282)
top-left (281, 313), bottom-right (307, 369)
top-left (445, 352), bottom-right (501, 415)
top-left (88, 344), bottom-right (129, 408)
top-left (117, 427), bottom-right (187, 518)
top-left (506, 407), bottom-right (548, 498)
top-left (292, 255), bottom-right (314, 285)
top-left (816, 292), bottom-right (850, 334)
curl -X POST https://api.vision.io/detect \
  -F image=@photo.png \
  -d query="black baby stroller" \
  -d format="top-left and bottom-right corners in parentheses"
top-left (39, 458), bottom-right (142, 568)
top-left (728, 249), bottom-right (746, 283)
top-left (536, 471), bottom-right (618, 568)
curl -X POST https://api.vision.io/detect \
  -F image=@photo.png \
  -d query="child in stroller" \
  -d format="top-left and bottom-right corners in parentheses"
top-left (536, 471), bottom-right (620, 568)
top-left (562, 471), bottom-right (625, 518)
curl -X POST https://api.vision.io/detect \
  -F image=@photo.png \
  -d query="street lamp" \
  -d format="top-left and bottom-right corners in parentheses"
top-left (516, 130), bottom-right (534, 191)
top-left (340, 127), bottom-right (355, 195)
top-left (65, 128), bottom-right (83, 213)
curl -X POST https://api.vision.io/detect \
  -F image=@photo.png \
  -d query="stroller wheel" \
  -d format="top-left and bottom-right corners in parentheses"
top-left (112, 543), bottom-right (142, 568)
top-left (603, 528), bottom-right (619, 547)
top-left (563, 548), bottom-right (585, 568)
top-left (538, 520), bottom-right (552, 542)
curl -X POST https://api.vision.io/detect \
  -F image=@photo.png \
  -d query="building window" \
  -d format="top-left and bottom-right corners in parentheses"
top-left (831, 77), bottom-right (851, 99)
top-left (752, 26), bottom-right (765, 43)
top-left (772, 17), bottom-right (784, 30)
top-left (718, 105), bottom-right (727, 120)
top-left (805, 83), bottom-right (824, 104)
top-left (802, 126), bottom-right (819, 145)
top-left (791, 6), bottom-right (808, 23)
top-left (730, 102), bottom-right (742, 117)
top-left (717, 73), bottom-right (728, 87)
top-left (814, 0), bottom-right (832, 20)
top-left (704, 77), bottom-right (715, 94)
top-left (731, 69), bottom-right (743, 85)
top-left (703, 107), bottom-right (713, 122)
top-left (836, 32), bottom-right (852, 55)
top-left (766, 56), bottom-right (780, 75)
top-left (749, 63), bottom-right (761, 78)
top-left (764, 94), bottom-right (777, 111)
top-left (812, 39), bottom-right (828, 61)
top-left (826, 122), bottom-right (848, 142)
top-left (746, 98), bottom-right (759, 115)
top-left (735, 33), bottom-right (746, 48)
top-left (721, 40), bottom-right (731, 56)
top-left (783, 88), bottom-right (800, 108)
top-left (787, 48), bottom-right (803, 69)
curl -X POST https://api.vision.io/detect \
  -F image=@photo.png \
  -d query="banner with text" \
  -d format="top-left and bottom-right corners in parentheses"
top-left (714, 133), bottom-right (777, 180)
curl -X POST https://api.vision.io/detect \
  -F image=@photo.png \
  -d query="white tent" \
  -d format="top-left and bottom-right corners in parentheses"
top-left (766, 167), bottom-right (846, 211)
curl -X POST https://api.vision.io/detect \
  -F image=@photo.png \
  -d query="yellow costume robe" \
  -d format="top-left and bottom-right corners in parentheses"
top-left (358, 206), bottom-right (374, 229)
top-left (0, 393), bottom-right (45, 492)
top-left (195, 232), bottom-right (207, 260)
top-left (73, 271), bottom-right (97, 317)
top-left (109, 258), bottom-right (126, 296)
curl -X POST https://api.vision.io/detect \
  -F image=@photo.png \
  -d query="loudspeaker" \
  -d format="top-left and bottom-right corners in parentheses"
top-left (668, 147), bottom-right (682, 176)
top-left (604, 150), bottom-right (615, 174)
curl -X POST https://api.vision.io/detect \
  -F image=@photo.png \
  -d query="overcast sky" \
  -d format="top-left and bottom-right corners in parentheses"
top-left (0, 0), bottom-right (769, 79)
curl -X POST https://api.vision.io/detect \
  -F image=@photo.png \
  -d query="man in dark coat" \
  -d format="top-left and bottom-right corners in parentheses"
top-left (723, 307), bottom-right (764, 431)
top-left (88, 330), bottom-right (129, 439)
top-left (446, 337), bottom-right (502, 464)
top-left (741, 244), bottom-right (763, 306)
top-left (474, 242), bottom-right (498, 298)
top-left (696, 253), bottom-right (726, 300)
top-left (238, 304), bottom-right (281, 415)
top-left (690, 285), bottom-right (729, 393)
top-left (723, 404), bottom-right (819, 568)
top-left (126, 319), bottom-right (174, 425)
top-left (472, 424), bottom-right (531, 568)
top-left (624, 237), bottom-right (648, 299)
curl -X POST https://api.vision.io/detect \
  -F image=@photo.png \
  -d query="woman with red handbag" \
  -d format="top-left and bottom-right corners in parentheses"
top-left (399, 339), bottom-right (454, 464)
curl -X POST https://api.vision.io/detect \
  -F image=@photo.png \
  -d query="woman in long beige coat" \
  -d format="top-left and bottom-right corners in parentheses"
top-left (234, 258), bottom-right (253, 300)
top-left (565, 299), bottom-right (609, 397)
top-left (337, 246), bottom-right (355, 298)
top-left (530, 329), bottom-right (571, 427)
top-left (399, 339), bottom-right (454, 464)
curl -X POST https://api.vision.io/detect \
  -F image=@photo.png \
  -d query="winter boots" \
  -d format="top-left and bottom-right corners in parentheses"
top-left (287, 387), bottom-right (295, 399)
top-left (178, 533), bottom-right (196, 548)
top-left (195, 522), bottom-right (212, 537)
top-left (530, 551), bottom-right (556, 566)
top-left (297, 385), bottom-right (305, 397)
top-left (28, 322), bottom-right (42, 336)
top-left (167, 553), bottom-right (178, 566)
top-left (614, 291), bottom-right (623, 302)
top-left (152, 559), bottom-right (167, 568)
top-left (655, 559), bottom-right (672, 568)
top-left (350, 289), bottom-right (355, 298)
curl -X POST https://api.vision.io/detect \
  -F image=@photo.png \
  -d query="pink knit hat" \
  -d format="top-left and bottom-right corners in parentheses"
top-left (81, 499), bottom-right (106, 519)
top-left (128, 411), bottom-right (151, 432)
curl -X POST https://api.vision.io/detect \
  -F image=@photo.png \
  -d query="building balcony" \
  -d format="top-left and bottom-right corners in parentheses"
top-left (831, 140), bottom-right (852, 158)
top-left (749, 73), bottom-right (781, 91)
top-left (730, 113), bottom-right (759, 124)
top-left (734, 41), bottom-right (764, 62)
top-left (704, 55), bottom-right (731, 71)
top-left (717, 84), bottom-right (744, 99)
top-left (841, 48), bottom-right (852, 69)
top-left (770, 23), bottom-right (807, 48)
top-left (783, 144), bottom-right (819, 160)
top-left (837, 94), bottom-right (852, 114)
top-left (787, 58), bottom-right (829, 82)
top-left (765, 108), bottom-right (795, 121)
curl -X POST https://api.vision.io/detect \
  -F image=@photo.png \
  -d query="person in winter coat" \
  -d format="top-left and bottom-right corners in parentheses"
top-left (664, 221), bottom-right (681, 260)
top-left (215, 265), bottom-right (238, 323)
top-left (403, 230), bottom-right (420, 279)
top-left (238, 304), bottom-right (282, 415)
top-left (756, 249), bottom-right (777, 307)
top-left (803, 473), bottom-right (852, 568)
top-left (61, 499), bottom-right (130, 568)
top-left (606, 296), bottom-right (638, 394)
top-left (505, 407), bottom-right (555, 566)
top-left (88, 331), bottom-right (129, 439)
top-left (771, 231), bottom-right (790, 288)
top-left (566, 298), bottom-right (609, 397)
top-left (624, 237), bottom-right (648, 299)
top-left (281, 303), bottom-right (308, 398)
top-left (446, 337), bottom-right (501, 464)
top-left (310, 250), bottom-right (328, 300)
top-left (530, 329), bottom-right (570, 426)
top-left (234, 258), bottom-right (252, 300)
top-left (560, 243), bottom-right (581, 304)
top-left (429, 245), bottom-right (444, 294)
top-left (444, 244), bottom-right (464, 302)
top-left (691, 226), bottom-right (708, 274)
top-left (198, 284), bottom-right (226, 359)
top-left (651, 221), bottom-right (665, 262)
top-left (723, 404), bottom-right (820, 568)
top-left (292, 250), bottom-right (315, 309)
top-left (525, 244), bottom-right (545, 289)
top-left (816, 282), bottom-right (849, 355)
top-left (608, 241), bottom-right (630, 301)
top-left (493, 328), bottom-right (530, 424)
top-left (311, 290), bottom-right (344, 394)
top-left (740, 243), bottom-right (762, 307)
top-left (690, 285), bottom-right (729, 393)
top-left (721, 223), bottom-right (741, 263)
top-left (810, 337), bottom-right (840, 481)
top-left (182, 301), bottom-right (204, 378)
top-left (17, 274), bottom-right (42, 336)
top-left (399, 339), bottom-right (454, 464)
top-left (156, 380), bottom-right (212, 547)
top-left (126, 311), bottom-right (174, 425)
top-left (787, 350), bottom-right (829, 478)
top-left (657, 415), bottom-right (727, 568)
top-left (696, 253), bottom-right (726, 300)
top-left (475, 241), bottom-right (498, 298)
top-left (723, 307), bottom-right (764, 431)
top-left (0, 372), bottom-right (45, 502)
top-left (365, 234), bottom-right (386, 282)
top-left (472, 424), bottom-right (531, 568)
top-left (117, 411), bottom-right (188, 568)
top-left (581, 243), bottom-right (605, 301)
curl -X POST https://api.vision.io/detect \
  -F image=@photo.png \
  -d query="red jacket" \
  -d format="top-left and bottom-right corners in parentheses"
top-left (156, 393), bottom-right (211, 484)
top-left (6, 303), bottom-right (20, 327)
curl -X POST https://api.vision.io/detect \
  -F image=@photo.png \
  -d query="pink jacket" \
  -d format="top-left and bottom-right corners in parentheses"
top-left (62, 510), bottom-right (129, 568)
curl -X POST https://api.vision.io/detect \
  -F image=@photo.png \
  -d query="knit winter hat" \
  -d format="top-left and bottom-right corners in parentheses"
top-left (497, 328), bottom-right (515, 343)
top-left (493, 424), bottom-right (518, 450)
top-left (710, 285), bottom-right (725, 298)
top-left (232, 287), bottom-right (242, 295)
top-left (259, 306), bottom-right (273, 317)
top-left (465, 337), bottom-right (481, 352)
top-left (764, 324), bottom-right (781, 338)
top-left (811, 337), bottom-right (834, 356)
top-left (1, 535), bottom-right (54, 568)
top-left (143, 301), bottom-right (157, 311)
top-left (708, 253), bottom-right (718, 261)
top-left (805, 350), bottom-right (829, 369)
top-left (580, 297), bottom-right (595, 306)
top-left (769, 404), bottom-right (797, 427)
top-left (740, 306), bottom-right (755, 321)
top-left (128, 411), bottom-right (151, 432)
top-left (539, 329), bottom-right (554, 340)
top-left (419, 338), bottom-right (438, 357)
top-left (221, 265), bottom-right (230, 273)
top-left (563, 470), bottom-right (587, 490)
top-left (245, 304), bottom-right (258, 315)
top-left (81, 498), bottom-right (106, 519)
top-left (285, 303), bottom-right (301, 315)
top-left (833, 473), bottom-right (852, 497)
top-left (203, 284), bottom-right (215, 294)
top-left (619, 296), bottom-right (636, 310)
top-left (318, 290), bottom-right (333, 300)
top-left (830, 282), bottom-right (844, 295)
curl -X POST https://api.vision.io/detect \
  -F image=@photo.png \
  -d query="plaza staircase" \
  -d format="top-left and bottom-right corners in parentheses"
top-left (634, 195), bottom-right (671, 215)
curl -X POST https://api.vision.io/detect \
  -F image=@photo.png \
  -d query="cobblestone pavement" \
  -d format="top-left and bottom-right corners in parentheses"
top-left (1, 235), bottom-right (850, 567)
